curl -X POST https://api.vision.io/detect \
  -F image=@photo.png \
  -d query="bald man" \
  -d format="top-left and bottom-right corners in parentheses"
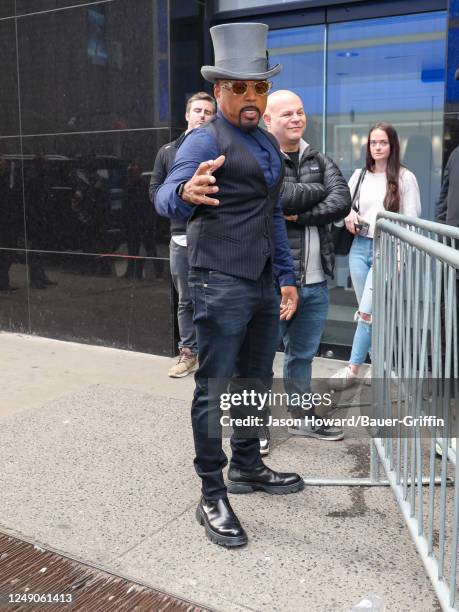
top-left (264, 90), bottom-right (351, 442)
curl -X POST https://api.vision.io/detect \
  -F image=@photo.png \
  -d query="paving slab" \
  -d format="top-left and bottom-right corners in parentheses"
top-left (111, 488), bottom-right (437, 612)
top-left (0, 332), bottom-right (441, 611)
top-left (0, 332), bottom-right (194, 418)
top-left (0, 386), bottom-right (196, 565)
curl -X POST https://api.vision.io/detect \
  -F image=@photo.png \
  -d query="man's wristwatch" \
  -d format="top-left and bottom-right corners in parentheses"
top-left (177, 182), bottom-right (186, 199)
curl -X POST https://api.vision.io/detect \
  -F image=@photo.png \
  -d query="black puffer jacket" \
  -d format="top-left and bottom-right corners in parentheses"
top-left (437, 145), bottom-right (459, 227)
top-left (281, 141), bottom-right (351, 283)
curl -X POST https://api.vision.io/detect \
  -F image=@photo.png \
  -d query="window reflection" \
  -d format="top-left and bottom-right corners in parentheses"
top-left (1, 150), bottom-right (168, 271)
top-left (327, 12), bottom-right (446, 220)
top-left (217, 0), bottom-right (304, 11)
top-left (268, 25), bottom-right (325, 151)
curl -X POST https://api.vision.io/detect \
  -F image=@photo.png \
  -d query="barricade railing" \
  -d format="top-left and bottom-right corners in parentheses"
top-left (375, 212), bottom-right (459, 466)
top-left (373, 211), bottom-right (459, 611)
top-left (302, 213), bottom-right (459, 487)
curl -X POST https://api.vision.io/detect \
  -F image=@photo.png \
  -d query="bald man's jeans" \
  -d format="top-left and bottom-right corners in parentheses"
top-left (188, 265), bottom-right (280, 501)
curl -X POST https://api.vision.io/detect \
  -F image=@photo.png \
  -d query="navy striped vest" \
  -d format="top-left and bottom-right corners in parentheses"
top-left (186, 116), bottom-right (284, 280)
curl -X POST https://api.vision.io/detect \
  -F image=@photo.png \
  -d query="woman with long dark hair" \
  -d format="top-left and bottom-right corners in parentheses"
top-left (329, 122), bottom-right (421, 388)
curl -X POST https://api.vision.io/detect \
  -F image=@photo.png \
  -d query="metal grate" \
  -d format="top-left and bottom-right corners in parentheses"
top-left (0, 533), bottom-right (213, 611)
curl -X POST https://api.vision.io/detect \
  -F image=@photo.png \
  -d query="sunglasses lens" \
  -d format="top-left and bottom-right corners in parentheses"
top-left (224, 81), bottom-right (272, 95)
top-left (254, 81), bottom-right (270, 95)
top-left (231, 82), bottom-right (248, 95)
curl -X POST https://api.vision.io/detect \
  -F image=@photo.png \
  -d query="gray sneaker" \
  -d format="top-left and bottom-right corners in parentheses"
top-left (327, 365), bottom-right (358, 391)
top-left (288, 422), bottom-right (344, 441)
top-left (259, 426), bottom-right (270, 456)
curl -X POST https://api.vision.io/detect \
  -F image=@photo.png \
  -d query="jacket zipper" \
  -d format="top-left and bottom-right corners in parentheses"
top-left (296, 160), bottom-right (306, 286)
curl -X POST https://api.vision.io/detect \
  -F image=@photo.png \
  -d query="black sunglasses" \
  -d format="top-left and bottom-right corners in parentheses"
top-left (220, 80), bottom-right (273, 96)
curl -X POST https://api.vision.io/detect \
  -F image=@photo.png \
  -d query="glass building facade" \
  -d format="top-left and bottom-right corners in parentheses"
top-left (265, 10), bottom-right (447, 351)
top-left (0, 0), bottom-right (456, 356)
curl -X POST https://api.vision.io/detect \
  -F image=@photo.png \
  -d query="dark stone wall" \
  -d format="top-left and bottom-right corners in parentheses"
top-left (0, 0), bottom-right (205, 355)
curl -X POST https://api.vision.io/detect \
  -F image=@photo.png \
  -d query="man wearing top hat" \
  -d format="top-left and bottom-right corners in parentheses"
top-left (155, 22), bottom-right (303, 547)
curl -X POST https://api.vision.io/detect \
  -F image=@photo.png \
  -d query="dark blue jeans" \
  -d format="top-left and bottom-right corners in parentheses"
top-left (188, 265), bottom-right (280, 501)
top-left (280, 281), bottom-right (329, 400)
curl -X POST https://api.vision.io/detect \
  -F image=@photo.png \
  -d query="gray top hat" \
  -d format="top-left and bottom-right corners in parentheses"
top-left (201, 23), bottom-right (282, 83)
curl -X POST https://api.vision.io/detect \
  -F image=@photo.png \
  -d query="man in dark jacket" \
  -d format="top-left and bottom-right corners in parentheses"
top-left (436, 145), bottom-right (459, 228)
top-left (264, 90), bottom-right (351, 442)
top-left (150, 92), bottom-right (216, 378)
top-left (436, 142), bottom-right (459, 358)
top-left (437, 68), bottom-right (459, 228)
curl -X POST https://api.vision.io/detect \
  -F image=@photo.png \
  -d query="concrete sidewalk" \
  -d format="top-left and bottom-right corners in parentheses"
top-left (0, 332), bottom-right (439, 611)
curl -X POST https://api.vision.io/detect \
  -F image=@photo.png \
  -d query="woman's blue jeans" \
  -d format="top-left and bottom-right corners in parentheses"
top-left (349, 236), bottom-right (373, 366)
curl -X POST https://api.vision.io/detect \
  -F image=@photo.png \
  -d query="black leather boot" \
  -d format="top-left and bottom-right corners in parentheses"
top-left (196, 496), bottom-right (248, 547)
top-left (227, 464), bottom-right (304, 495)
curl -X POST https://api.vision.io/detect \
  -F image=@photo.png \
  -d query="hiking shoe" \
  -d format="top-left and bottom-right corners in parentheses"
top-left (288, 422), bottom-right (344, 441)
top-left (168, 350), bottom-right (198, 378)
top-left (328, 365), bottom-right (358, 390)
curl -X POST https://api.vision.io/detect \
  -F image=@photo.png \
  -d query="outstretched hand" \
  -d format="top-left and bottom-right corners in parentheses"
top-left (181, 155), bottom-right (225, 206)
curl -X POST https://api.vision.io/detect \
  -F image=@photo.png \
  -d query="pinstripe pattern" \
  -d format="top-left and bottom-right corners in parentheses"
top-left (186, 117), bottom-right (284, 280)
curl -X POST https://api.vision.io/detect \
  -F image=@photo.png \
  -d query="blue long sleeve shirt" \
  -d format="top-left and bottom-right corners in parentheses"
top-left (155, 111), bottom-right (296, 287)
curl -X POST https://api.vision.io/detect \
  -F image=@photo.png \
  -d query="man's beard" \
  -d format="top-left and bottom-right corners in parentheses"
top-left (238, 106), bottom-right (260, 132)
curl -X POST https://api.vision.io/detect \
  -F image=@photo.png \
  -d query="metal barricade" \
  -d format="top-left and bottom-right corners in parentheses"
top-left (373, 211), bottom-right (459, 611)
top-left (375, 212), bottom-right (459, 466)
